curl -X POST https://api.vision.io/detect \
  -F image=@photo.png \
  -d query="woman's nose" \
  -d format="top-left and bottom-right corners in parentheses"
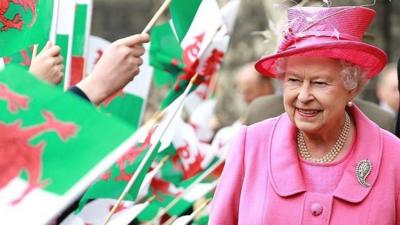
top-left (297, 83), bottom-right (314, 103)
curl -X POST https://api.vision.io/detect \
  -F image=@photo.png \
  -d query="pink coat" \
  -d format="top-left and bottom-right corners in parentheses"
top-left (209, 106), bottom-right (400, 225)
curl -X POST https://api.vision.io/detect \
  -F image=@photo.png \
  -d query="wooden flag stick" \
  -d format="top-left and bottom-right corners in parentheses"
top-left (155, 158), bottom-right (224, 221)
top-left (162, 194), bottom-right (213, 225)
top-left (190, 198), bottom-right (212, 218)
top-left (142, 0), bottom-right (172, 34)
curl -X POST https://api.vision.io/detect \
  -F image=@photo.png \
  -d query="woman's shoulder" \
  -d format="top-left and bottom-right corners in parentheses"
top-left (381, 129), bottom-right (400, 147)
top-left (380, 129), bottom-right (400, 159)
top-left (246, 116), bottom-right (280, 132)
top-left (242, 116), bottom-right (280, 143)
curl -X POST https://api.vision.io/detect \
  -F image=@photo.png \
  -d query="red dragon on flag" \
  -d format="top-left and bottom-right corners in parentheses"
top-left (0, 83), bottom-right (78, 205)
top-left (174, 32), bottom-right (225, 91)
top-left (0, 0), bottom-right (38, 31)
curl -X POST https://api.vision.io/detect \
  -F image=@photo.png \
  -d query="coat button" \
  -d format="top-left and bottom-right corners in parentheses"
top-left (311, 203), bottom-right (323, 216)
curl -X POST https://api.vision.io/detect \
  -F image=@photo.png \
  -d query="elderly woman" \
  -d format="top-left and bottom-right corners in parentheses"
top-left (209, 6), bottom-right (400, 225)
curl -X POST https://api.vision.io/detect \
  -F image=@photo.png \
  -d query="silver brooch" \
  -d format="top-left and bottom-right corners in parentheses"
top-left (356, 159), bottom-right (372, 187)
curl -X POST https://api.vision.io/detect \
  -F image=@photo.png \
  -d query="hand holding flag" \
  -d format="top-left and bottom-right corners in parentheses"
top-left (29, 42), bottom-right (64, 85)
top-left (76, 33), bottom-right (150, 105)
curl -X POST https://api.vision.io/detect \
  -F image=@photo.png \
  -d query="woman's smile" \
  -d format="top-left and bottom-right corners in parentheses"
top-left (295, 108), bottom-right (322, 119)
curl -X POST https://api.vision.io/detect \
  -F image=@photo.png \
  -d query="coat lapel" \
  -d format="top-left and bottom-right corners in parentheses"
top-left (333, 106), bottom-right (383, 203)
top-left (268, 113), bottom-right (306, 196)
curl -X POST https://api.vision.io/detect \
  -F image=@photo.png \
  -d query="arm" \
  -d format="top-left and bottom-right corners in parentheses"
top-left (209, 126), bottom-right (247, 225)
top-left (68, 86), bottom-right (91, 102)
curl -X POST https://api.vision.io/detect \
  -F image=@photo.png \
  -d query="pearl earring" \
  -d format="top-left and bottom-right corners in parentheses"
top-left (347, 101), bottom-right (353, 107)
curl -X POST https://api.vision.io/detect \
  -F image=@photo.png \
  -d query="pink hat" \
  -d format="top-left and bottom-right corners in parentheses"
top-left (255, 6), bottom-right (387, 79)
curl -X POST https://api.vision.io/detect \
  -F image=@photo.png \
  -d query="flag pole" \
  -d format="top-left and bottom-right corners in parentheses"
top-left (142, 0), bottom-right (172, 34)
top-left (102, 74), bottom-right (198, 225)
top-left (154, 158), bottom-right (223, 221)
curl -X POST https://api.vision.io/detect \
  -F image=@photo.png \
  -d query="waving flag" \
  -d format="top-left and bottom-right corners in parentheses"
top-left (0, 0), bottom-right (54, 56)
top-left (160, 0), bottom-right (235, 109)
top-left (169, 0), bottom-right (202, 43)
top-left (0, 66), bottom-right (138, 225)
top-left (150, 21), bottom-right (184, 87)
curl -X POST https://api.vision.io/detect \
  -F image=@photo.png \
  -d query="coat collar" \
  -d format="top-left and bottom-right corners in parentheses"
top-left (268, 106), bottom-right (383, 203)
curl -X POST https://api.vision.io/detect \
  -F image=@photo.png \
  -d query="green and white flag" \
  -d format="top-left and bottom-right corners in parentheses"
top-left (149, 21), bottom-right (184, 87)
top-left (55, 0), bottom-right (76, 89)
top-left (0, 0), bottom-right (54, 56)
top-left (0, 66), bottom-right (141, 225)
top-left (160, 0), bottom-right (226, 109)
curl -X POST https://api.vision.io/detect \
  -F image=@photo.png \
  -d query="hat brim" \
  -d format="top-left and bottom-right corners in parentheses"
top-left (255, 40), bottom-right (387, 79)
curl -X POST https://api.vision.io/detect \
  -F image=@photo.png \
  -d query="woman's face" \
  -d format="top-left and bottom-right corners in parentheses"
top-left (282, 56), bottom-right (356, 134)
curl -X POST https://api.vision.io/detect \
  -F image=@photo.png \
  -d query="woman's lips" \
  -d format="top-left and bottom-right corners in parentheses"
top-left (296, 108), bottom-right (321, 118)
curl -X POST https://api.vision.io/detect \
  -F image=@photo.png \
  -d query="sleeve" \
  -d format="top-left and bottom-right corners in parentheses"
top-left (68, 86), bottom-right (91, 103)
top-left (209, 126), bottom-right (247, 225)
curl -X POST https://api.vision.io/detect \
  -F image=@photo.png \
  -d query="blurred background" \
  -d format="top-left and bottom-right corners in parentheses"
top-left (91, 0), bottom-right (400, 127)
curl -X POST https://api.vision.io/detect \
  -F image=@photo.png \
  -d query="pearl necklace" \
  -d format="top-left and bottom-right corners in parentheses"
top-left (297, 113), bottom-right (351, 163)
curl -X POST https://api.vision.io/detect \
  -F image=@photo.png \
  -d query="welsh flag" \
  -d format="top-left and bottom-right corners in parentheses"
top-left (68, 0), bottom-right (92, 88)
top-left (166, 118), bottom-right (211, 181)
top-left (149, 21), bottom-right (184, 87)
top-left (100, 44), bottom-right (153, 130)
top-left (160, 0), bottom-right (234, 109)
top-left (0, 66), bottom-right (141, 224)
top-left (0, 0), bottom-right (54, 56)
top-left (55, 0), bottom-right (75, 89)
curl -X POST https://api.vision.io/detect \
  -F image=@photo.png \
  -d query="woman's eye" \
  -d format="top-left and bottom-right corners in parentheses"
top-left (314, 81), bottom-right (327, 86)
top-left (288, 78), bottom-right (301, 83)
